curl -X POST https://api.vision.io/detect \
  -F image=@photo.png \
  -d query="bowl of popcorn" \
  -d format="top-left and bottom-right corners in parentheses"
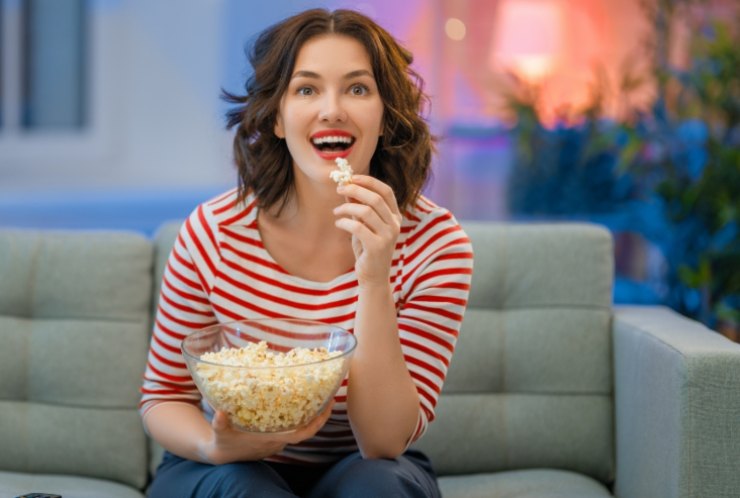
top-left (182, 318), bottom-right (356, 433)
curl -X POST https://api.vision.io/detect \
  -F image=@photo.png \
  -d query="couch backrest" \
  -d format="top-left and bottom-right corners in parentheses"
top-left (0, 229), bottom-right (154, 489)
top-left (413, 222), bottom-right (615, 483)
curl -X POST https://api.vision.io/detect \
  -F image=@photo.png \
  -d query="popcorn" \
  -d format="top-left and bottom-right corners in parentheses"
top-left (194, 341), bottom-right (345, 432)
top-left (330, 157), bottom-right (353, 185)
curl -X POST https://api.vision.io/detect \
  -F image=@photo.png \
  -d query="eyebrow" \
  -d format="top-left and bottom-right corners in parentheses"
top-left (291, 69), bottom-right (374, 80)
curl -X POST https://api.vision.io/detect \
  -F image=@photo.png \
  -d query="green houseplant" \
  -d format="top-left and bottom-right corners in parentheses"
top-left (617, 0), bottom-right (739, 334)
top-left (503, 73), bottom-right (634, 218)
top-left (501, 0), bottom-right (739, 335)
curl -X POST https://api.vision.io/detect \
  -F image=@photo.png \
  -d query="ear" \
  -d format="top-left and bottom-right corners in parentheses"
top-left (274, 115), bottom-right (285, 139)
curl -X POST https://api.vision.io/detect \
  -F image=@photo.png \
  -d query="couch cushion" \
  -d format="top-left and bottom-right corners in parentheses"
top-left (0, 229), bottom-right (153, 490)
top-left (438, 468), bottom-right (613, 498)
top-left (417, 393), bottom-right (612, 479)
top-left (444, 308), bottom-right (611, 393)
top-left (464, 223), bottom-right (613, 310)
top-left (414, 223), bottom-right (615, 483)
top-left (0, 470), bottom-right (144, 498)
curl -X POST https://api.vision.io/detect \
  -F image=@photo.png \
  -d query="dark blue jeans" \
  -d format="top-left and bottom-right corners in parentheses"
top-left (147, 449), bottom-right (441, 498)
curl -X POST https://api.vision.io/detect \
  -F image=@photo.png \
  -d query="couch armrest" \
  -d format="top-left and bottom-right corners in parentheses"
top-left (612, 306), bottom-right (740, 498)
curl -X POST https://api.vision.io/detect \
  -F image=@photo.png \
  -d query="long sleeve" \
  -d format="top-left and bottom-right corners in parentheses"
top-left (139, 208), bottom-right (220, 416)
top-left (396, 200), bottom-right (474, 442)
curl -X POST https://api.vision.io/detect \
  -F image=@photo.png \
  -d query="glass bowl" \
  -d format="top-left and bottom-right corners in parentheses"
top-left (181, 318), bottom-right (356, 433)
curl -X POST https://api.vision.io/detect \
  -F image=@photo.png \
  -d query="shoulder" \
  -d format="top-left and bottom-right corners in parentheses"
top-left (182, 188), bottom-right (257, 234)
top-left (175, 189), bottom-right (258, 258)
top-left (402, 195), bottom-right (471, 250)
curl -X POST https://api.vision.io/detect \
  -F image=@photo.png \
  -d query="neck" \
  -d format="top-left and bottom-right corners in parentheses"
top-left (262, 181), bottom-right (344, 237)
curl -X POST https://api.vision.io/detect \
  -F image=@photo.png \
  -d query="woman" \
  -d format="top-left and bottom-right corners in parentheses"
top-left (141, 8), bottom-right (473, 497)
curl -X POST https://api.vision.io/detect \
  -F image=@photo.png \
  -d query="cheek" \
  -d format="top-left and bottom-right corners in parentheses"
top-left (275, 103), bottom-right (296, 138)
top-left (280, 105), bottom-right (312, 135)
top-left (370, 104), bottom-right (384, 136)
top-left (377, 103), bottom-right (385, 135)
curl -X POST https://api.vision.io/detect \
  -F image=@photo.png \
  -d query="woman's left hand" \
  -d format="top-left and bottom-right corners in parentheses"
top-left (333, 174), bottom-right (402, 287)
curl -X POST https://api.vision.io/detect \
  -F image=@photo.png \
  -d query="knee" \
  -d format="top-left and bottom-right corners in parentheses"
top-left (206, 462), bottom-right (292, 498)
top-left (327, 457), bottom-right (432, 498)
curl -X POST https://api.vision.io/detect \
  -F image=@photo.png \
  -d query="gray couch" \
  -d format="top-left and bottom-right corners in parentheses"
top-left (1, 221), bottom-right (738, 498)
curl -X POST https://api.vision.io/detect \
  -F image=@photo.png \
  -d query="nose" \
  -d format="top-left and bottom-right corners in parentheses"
top-left (319, 93), bottom-right (347, 123)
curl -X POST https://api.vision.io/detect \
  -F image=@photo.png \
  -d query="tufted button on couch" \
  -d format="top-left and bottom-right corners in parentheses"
top-left (1, 221), bottom-right (738, 498)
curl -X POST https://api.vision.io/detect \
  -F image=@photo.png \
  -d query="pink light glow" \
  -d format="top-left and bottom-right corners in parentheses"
top-left (491, 0), bottom-right (564, 81)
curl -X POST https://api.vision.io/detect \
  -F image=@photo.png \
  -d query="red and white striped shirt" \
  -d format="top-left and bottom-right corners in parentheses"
top-left (140, 188), bottom-right (473, 464)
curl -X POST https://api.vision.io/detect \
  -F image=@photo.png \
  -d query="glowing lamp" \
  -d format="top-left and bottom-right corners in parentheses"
top-left (490, 0), bottom-right (564, 82)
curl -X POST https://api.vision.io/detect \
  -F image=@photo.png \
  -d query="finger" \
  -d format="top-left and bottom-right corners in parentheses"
top-left (212, 410), bottom-right (230, 432)
top-left (334, 203), bottom-right (386, 235)
top-left (342, 175), bottom-right (401, 215)
top-left (308, 401), bottom-right (335, 430)
top-left (334, 216), bottom-right (375, 244)
top-left (335, 192), bottom-right (400, 233)
top-left (337, 180), bottom-right (396, 218)
top-left (319, 400), bottom-right (335, 419)
top-left (287, 402), bottom-right (335, 444)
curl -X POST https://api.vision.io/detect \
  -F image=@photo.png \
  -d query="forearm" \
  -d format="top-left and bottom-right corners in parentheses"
top-left (143, 400), bottom-right (332, 465)
top-left (143, 401), bottom-right (215, 463)
top-left (348, 282), bottom-right (420, 459)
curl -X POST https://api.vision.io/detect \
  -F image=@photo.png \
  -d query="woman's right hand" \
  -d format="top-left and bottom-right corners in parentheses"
top-left (201, 402), bottom-right (335, 465)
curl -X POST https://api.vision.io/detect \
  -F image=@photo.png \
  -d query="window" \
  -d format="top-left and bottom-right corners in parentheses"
top-left (2, 0), bottom-right (87, 132)
top-left (21, 0), bottom-right (88, 129)
top-left (0, 0), bottom-right (114, 167)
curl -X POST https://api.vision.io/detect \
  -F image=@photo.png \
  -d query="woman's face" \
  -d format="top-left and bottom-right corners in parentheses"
top-left (275, 34), bottom-right (384, 187)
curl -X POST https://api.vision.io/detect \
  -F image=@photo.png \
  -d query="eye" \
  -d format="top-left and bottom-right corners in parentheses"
top-left (350, 84), bottom-right (369, 96)
top-left (297, 86), bottom-right (314, 96)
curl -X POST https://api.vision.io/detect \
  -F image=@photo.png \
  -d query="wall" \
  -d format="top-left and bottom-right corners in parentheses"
top-left (0, 0), bottom-right (678, 233)
top-left (0, 0), bottom-right (430, 231)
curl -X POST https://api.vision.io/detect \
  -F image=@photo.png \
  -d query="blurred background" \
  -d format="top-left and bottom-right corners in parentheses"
top-left (0, 0), bottom-right (737, 337)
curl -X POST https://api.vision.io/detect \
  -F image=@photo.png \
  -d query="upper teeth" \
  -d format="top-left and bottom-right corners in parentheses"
top-left (312, 135), bottom-right (352, 145)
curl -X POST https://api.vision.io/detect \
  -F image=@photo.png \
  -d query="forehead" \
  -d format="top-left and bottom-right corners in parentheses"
top-left (293, 34), bottom-right (373, 72)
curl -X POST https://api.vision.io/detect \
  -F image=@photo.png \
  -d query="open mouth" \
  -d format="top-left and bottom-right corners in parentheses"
top-left (311, 132), bottom-right (355, 156)
top-left (311, 135), bottom-right (355, 152)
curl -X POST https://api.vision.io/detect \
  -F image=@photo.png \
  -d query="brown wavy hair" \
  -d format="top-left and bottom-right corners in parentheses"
top-left (223, 8), bottom-right (435, 213)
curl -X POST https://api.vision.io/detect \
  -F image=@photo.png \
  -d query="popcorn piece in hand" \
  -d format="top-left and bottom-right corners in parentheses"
top-left (330, 157), bottom-right (353, 186)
